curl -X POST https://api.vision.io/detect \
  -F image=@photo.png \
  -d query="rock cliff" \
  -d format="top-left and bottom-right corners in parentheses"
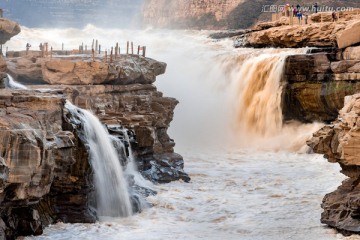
top-left (0, 53), bottom-right (189, 239)
top-left (240, 11), bottom-right (360, 48)
top-left (142, 0), bottom-right (245, 29)
top-left (308, 94), bottom-right (360, 235)
top-left (283, 46), bottom-right (360, 123)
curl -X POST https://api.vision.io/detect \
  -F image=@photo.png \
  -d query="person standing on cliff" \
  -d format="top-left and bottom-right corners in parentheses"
top-left (314, 3), bottom-right (318, 13)
top-left (285, 4), bottom-right (290, 17)
top-left (292, 5), bottom-right (297, 17)
top-left (304, 12), bottom-right (309, 24)
top-left (297, 11), bottom-right (303, 24)
top-left (26, 43), bottom-right (31, 55)
top-left (332, 11), bottom-right (337, 22)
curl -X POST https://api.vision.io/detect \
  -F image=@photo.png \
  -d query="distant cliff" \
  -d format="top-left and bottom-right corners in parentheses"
top-left (142, 0), bottom-right (360, 30)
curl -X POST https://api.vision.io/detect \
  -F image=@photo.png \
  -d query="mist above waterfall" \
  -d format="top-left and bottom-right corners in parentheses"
top-left (7, 26), bottom-right (323, 152)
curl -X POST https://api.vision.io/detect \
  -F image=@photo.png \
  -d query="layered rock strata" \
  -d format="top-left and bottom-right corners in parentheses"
top-left (282, 46), bottom-right (360, 123)
top-left (283, 47), bottom-right (360, 122)
top-left (0, 53), bottom-right (189, 239)
top-left (308, 94), bottom-right (360, 235)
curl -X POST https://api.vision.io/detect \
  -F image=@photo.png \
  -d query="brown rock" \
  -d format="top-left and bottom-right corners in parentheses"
top-left (0, 18), bottom-right (21, 44)
top-left (343, 46), bottom-right (360, 60)
top-left (337, 20), bottom-right (360, 49)
top-left (308, 93), bottom-right (360, 234)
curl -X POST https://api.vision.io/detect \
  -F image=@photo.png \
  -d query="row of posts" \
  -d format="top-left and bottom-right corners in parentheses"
top-left (36, 40), bottom-right (147, 63)
top-left (81, 39), bottom-right (147, 63)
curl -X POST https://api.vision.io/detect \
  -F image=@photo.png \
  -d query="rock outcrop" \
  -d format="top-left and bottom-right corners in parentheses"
top-left (7, 55), bottom-right (166, 86)
top-left (0, 53), bottom-right (189, 239)
top-left (308, 94), bottom-right (360, 235)
top-left (0, 18), bottom-right (20, 44)
top-left (237, 11), bottom-right (360, 48)
top-left (283, 47), bottom-right (360, 123)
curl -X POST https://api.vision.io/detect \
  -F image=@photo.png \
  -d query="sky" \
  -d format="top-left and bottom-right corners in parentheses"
top-left (0, 0), bottom-right (145, 28)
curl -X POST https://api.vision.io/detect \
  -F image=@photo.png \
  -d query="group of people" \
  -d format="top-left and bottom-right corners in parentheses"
top-left (284, 4), bottom-right (308, 24)
top-left (284, 3), bottom-right (338, 25)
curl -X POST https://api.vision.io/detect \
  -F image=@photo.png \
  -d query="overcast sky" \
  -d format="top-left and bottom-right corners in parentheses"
top-left (1, 0), bottom-right (145, 28)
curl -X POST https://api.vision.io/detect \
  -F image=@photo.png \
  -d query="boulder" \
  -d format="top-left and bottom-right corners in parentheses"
top-left (0, 18), bottom-right (21, 44)
top-left (337, 20), bottom-right (360, 49)
top-left (343, 46), bottom-right (360, 60)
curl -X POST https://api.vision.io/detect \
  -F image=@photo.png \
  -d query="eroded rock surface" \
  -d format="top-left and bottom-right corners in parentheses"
top-left (239, 11), bottom-right (360, 48)
top-left (7, 55), bottom-right (166, 86)
top-left (0, 18), bottom-right (20, 44)
top-left (0, 52), bottom-right (188, 239)
top-left (308, 94), bottom-right (360, 235)
top-left (283, 49), bottom-right (360, 123)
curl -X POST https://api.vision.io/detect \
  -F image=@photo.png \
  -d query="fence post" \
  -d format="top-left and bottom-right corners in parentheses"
top-left (110, 47), bottom-right (113, 63)
top-left (137, 45), bottom-right (140, 55)
top-left (96, 40), bottom-right (98, 52)
top-left (126, 41), bottom-right (129, 54)
top-left (92, 48), bottom-right (95, 62)
top-left (50, 46), bottom-right (53, 61)
top-left (131, 42), bottom-right (133, 55)
top-left (99, 44), bottom-right (101, 54)
top-left (115, 42), bottom-right (118, 59)
top-left (142, 46), bottom-right (146, 57)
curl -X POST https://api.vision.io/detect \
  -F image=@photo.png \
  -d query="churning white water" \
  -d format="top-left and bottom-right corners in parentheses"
top-left (6, 73), bottom-right (28, 90)
top-left (13, 26), bottom-right (355, 239)
top-left (65, 101), bottom-right (132, 217)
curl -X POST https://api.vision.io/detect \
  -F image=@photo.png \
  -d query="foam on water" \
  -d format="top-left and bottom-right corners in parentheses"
top-left (12, 26), bottom-right (352, 239)
top-left (26, 150), bottom-right (350, 240)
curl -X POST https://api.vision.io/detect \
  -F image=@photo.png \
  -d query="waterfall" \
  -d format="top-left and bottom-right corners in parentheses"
top-left (122, 129), bottom-right (155, 192)
top-left (64, 101), bottom-right (132, 218)
top-left (231, 50), bottom-right (307, 137)
top-left (6, 74), bottom-right (28, 90)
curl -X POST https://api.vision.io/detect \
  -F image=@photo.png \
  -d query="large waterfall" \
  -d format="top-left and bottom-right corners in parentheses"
top-left (13, 29), bottom-right (343, 240)
top-left (65, 101), bottom-right (133, 217)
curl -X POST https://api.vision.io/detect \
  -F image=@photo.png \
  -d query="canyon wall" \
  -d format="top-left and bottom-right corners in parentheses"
top-left (142, 0), bottom-right (245, 29)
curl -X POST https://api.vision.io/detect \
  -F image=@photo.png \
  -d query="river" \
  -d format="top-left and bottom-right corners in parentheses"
top-left (7, 26), bottom-right (358, 240)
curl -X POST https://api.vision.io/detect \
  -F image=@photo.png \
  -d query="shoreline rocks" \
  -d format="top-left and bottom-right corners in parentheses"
top-left (0, 50), bottom-right (189, 239)
top-left (308, 94), bottom-right (360, 235)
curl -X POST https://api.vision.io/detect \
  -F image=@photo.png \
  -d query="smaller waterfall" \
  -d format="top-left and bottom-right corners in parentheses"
top-left (6, 74), bottom-right (28, 90)
top-left (65, 101), bottom-right (132, 218)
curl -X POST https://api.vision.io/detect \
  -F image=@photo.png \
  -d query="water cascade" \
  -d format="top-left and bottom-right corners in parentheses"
top-left (64, 101), bottom-right (132, 217)
top-left (6, 74), bottom-right (28, 90)
top-left (231, 51), bottom-right (304, 136)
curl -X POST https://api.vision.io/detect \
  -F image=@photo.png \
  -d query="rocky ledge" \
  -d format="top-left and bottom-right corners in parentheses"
top-left (308, 93), bottom-right (360, 235)
top-left (218, 10), bottom-right (360, 49)
top-left (0, 52), bottom-right (189, 239)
